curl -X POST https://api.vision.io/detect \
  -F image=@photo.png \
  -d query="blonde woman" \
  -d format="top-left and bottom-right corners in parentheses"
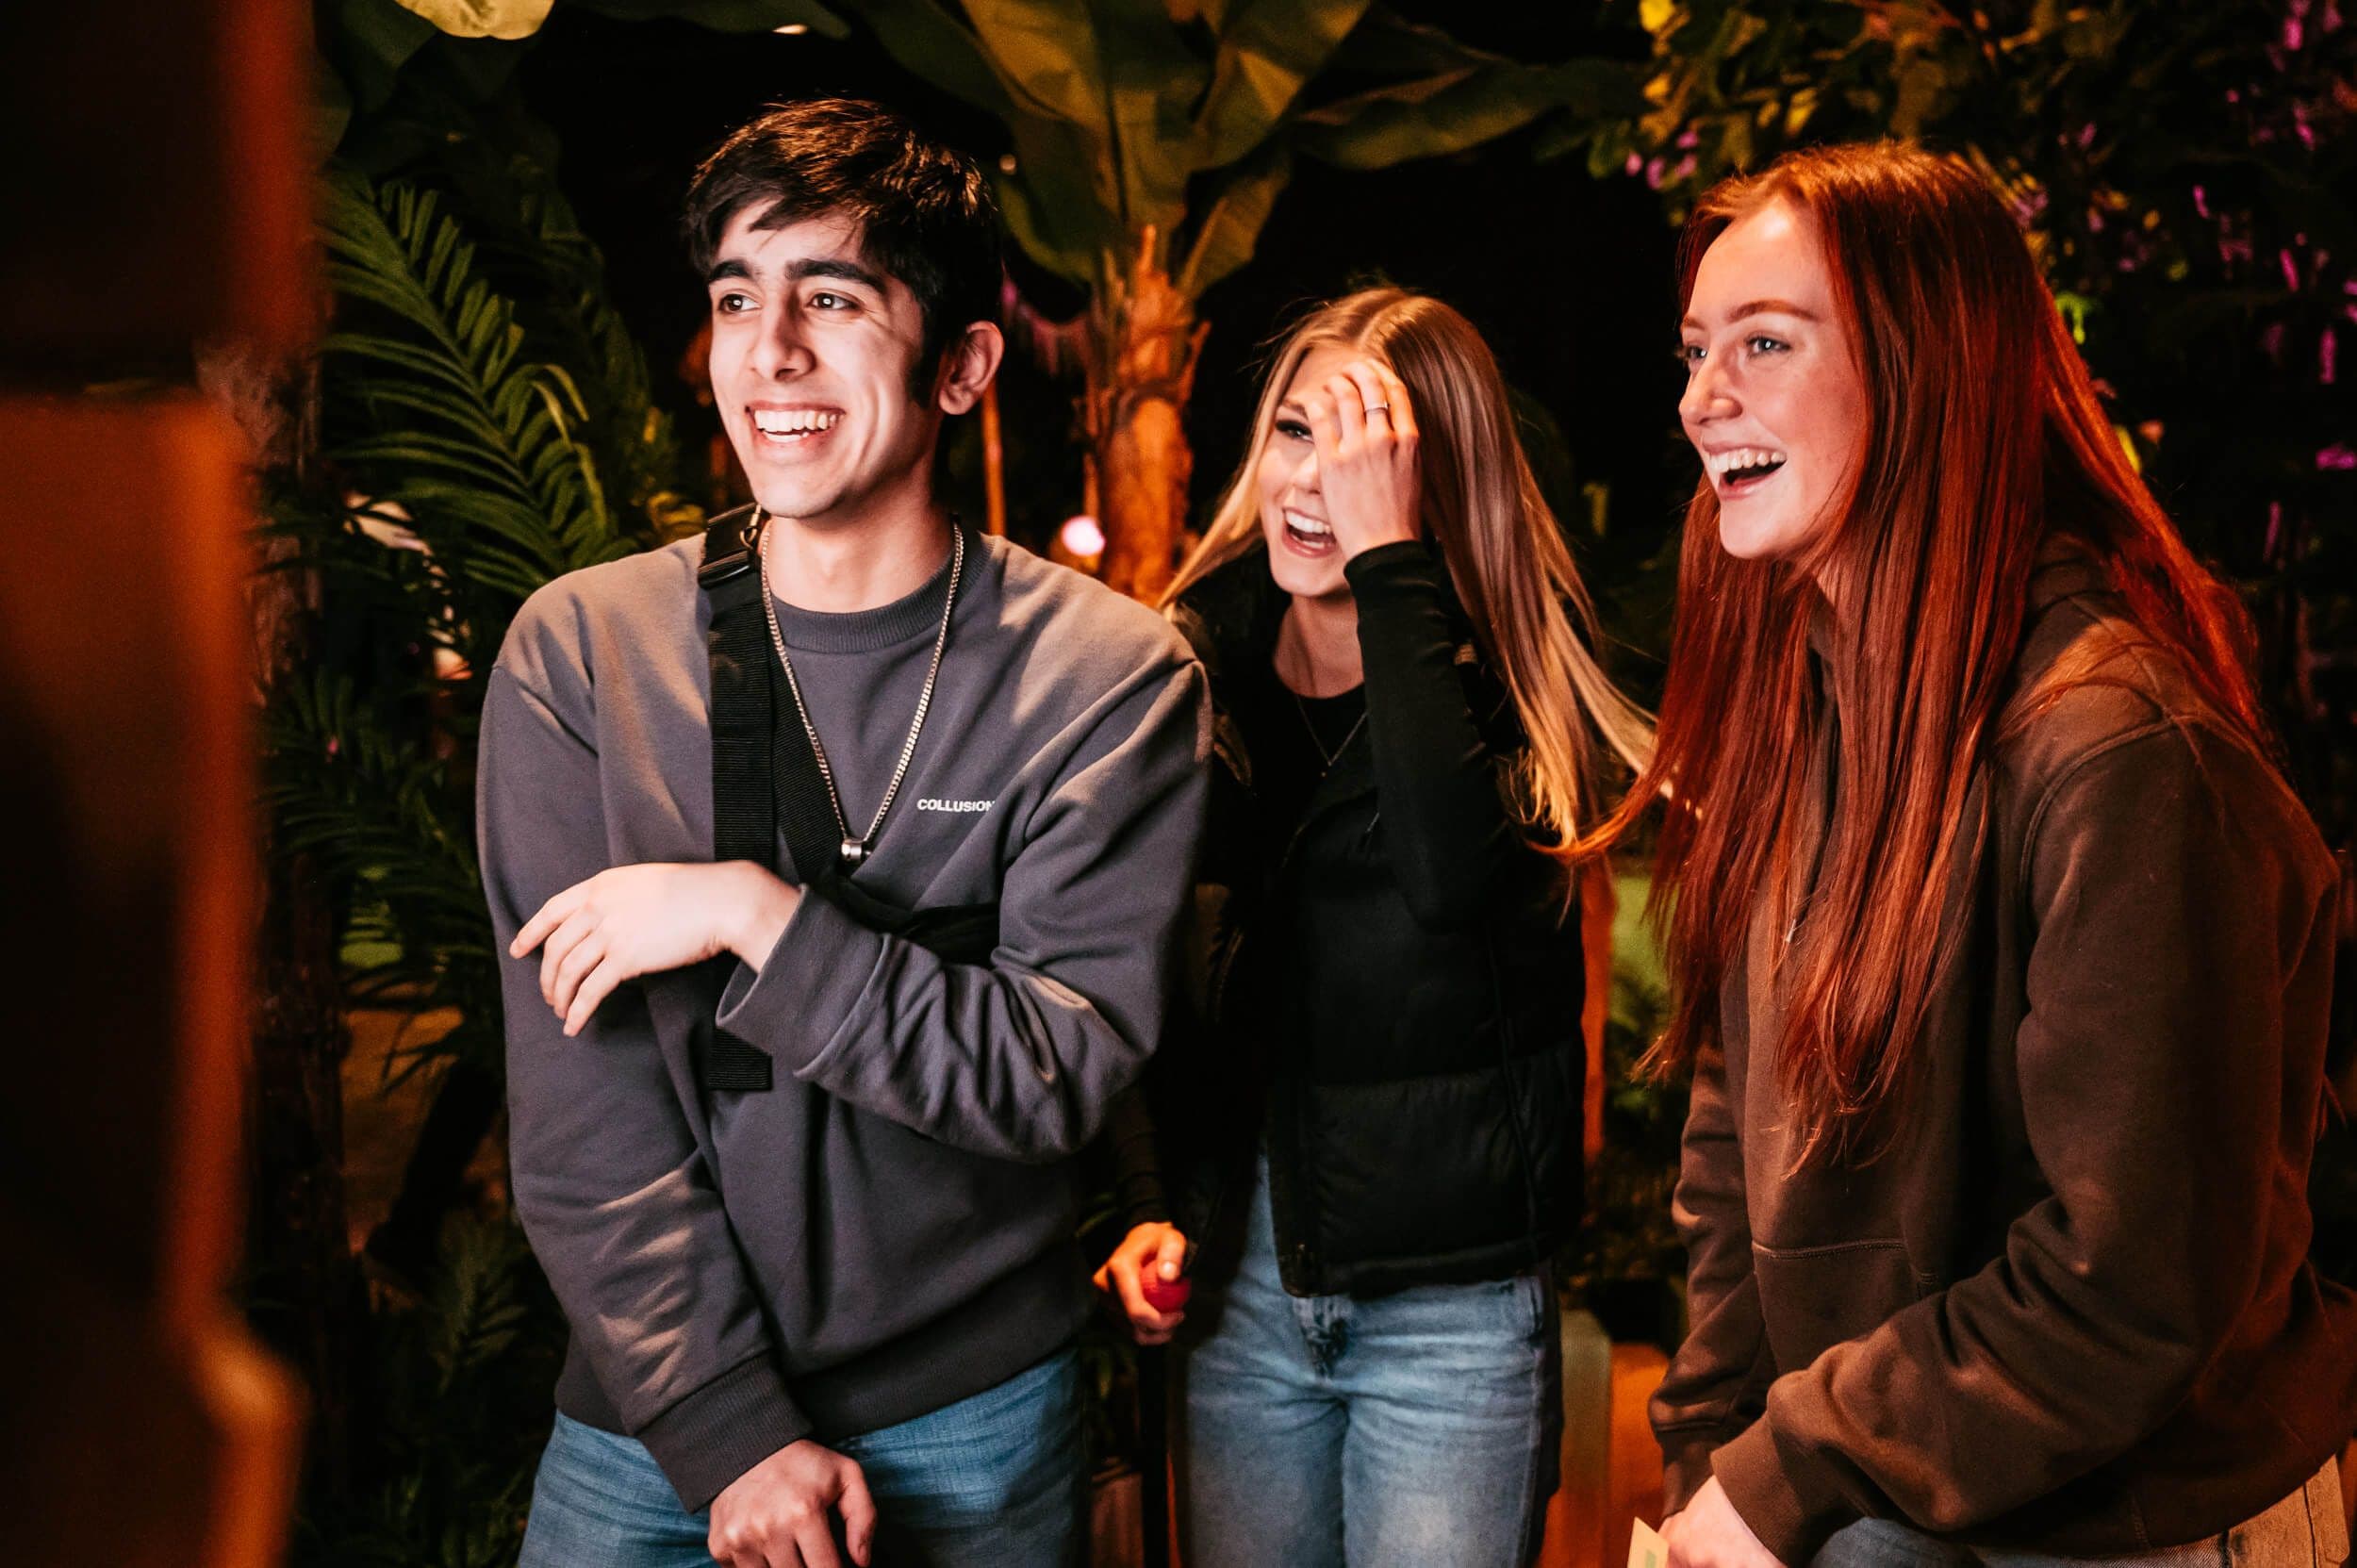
top-left (1094, 289), bottom-right (1650, 1566)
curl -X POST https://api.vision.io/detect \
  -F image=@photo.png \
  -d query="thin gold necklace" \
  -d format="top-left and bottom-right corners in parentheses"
top-left (1291, 685), bottom-right (1366, 770)
top-left (1276, 619), bottom-right (1364, 771)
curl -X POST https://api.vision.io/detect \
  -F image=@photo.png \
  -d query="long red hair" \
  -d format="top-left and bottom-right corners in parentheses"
top-left (1600, 143), bottom-right (2262, 1158)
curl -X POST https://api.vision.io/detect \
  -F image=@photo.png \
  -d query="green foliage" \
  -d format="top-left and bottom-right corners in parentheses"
top-left (312, 0), bottom-right (844, 153)
top-left (857, 2), bottom-right (1645, 294)
top-left (293, 1218), bottom-right (565, 1568)
top-left (1558, 872), bottom-right (1687, 1323)
top-left (319, 171), bottom-right (641, 609)
top-left (266, 164), bottom-right (687, 1081)
top-left (420, 136), bottom-right (708, 540)
top-left (268, 148), bottom-right (696, 1555)
top-left (265, 668), bottom-right (502, 1077)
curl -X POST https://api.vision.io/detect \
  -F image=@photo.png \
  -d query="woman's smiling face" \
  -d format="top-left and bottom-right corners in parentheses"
top-left (1255, 343), bottom-right (1364, 601)
top-left (1677, 199), bottom-right (1871, 563)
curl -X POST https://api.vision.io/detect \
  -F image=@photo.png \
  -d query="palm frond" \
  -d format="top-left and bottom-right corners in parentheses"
top-left (425, 1216), bottom-right (533, 1396)
top-left (319, 170), bottom-right (639, 609)
top-left (263, 670), bottom-right (496, 1031)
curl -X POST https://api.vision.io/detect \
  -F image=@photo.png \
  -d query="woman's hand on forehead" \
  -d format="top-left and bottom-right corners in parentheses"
top-left (1301, 357), bottom-right (1422, 560)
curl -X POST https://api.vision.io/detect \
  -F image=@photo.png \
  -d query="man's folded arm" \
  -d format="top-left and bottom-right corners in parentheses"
top-left (717, 653), bottom-right (1211, 1164)
top-left (483, 662), bottom-right (801, 1510)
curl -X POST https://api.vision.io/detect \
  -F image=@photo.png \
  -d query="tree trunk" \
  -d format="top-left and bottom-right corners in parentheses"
top-left (1085, 228), bottom-right (1207, 602)
top-left (202, 341), bottom-right (359, 1500)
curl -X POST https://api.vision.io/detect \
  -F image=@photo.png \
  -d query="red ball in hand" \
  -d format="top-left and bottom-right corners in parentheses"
top-left (1141, 1272), bottom-right (1193, 1313)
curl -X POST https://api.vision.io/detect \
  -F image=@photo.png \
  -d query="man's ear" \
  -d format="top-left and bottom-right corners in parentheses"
top-left (935, 321), bottom-right (1004, 417)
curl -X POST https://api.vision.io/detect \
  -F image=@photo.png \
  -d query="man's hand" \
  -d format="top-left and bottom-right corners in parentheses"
top-left (707, 1439), bottom-right (876, 1568)
top-left (1093, 1222), bottom-right (1191, 1345)
top-left (1661, 1477), bottom-right (1785, 1568)
top-left (510, 860), bottom-right (799, 1035)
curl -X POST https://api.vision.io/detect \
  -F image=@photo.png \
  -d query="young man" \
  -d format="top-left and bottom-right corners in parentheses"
top-left (481, 99), bottom-right (1210, 1568)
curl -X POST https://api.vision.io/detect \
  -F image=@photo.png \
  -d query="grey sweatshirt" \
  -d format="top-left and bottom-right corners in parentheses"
top-left (479, 525), bottom-right (1210, 1510)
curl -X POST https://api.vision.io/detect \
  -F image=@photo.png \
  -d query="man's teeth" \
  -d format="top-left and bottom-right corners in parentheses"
top-left (1285, 510), bottom-right (1332, 536)
top-left (751, 409), bottom-right (842, 436)
top-left (1707, 447), bottom-right (1787, 481)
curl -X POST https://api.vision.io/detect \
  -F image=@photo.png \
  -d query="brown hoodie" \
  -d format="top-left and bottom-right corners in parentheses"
top-left (1653, 557), bottom-right (2357, 1560)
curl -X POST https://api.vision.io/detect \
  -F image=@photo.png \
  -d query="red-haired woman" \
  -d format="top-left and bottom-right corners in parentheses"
top-left (1613, 142), bottom-right (2357, 1568)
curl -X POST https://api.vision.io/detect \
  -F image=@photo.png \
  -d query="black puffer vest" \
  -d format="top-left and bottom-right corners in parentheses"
top-left (1151, 548), bottom-right (1586, 1296)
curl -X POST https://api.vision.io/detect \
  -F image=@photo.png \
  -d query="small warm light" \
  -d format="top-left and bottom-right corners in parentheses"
top-left (774, 22), bottom-right (809, 34)
top-left (998, 153), bottom-right (1018, 174)
top-left (1060, 515), bottom-right (1105, 558)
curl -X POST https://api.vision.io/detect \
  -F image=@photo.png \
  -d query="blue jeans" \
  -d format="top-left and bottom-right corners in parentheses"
top-left (1810, 1461), bottom-right (2348, 1568)
top-left (1173, 1158), bottom-right (1560, 1567)
top-left (518, 1348), bottom-right (1083, 1568)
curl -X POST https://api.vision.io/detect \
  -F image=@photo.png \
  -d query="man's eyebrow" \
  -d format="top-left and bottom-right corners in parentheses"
top-left (1680, 298), bottom-right (1821, 329)
top-left (784, 256), bottom-right (887, 291)
top-left (703, 256), bottom-right (889, 291)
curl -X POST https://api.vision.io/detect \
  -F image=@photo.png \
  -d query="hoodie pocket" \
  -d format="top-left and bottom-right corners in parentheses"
top-left (1751, 1238), bottom-right (1921, 1372)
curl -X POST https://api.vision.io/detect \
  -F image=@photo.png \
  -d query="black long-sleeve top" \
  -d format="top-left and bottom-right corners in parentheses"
top-left (1112, 539), bottom-right (1586, 1296)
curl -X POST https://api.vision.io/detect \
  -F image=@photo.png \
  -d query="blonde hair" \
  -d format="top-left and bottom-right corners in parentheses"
top-left (1167, 289), bottom-right (1653, 859)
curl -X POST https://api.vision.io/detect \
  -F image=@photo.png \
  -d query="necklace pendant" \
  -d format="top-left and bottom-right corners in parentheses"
top-left (839, 837), bottom-right (867, 867)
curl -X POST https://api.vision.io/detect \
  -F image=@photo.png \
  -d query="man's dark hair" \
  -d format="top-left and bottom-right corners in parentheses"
top-left (684, 98), bottom-right (1003, 389)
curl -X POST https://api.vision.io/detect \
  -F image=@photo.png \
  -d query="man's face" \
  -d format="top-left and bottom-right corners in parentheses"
top-left (705, 205), bottom-right (941, 527)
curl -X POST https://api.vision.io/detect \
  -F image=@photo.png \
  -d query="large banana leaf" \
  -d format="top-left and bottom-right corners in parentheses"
top-left (316, 0), bottom-right (441, 145)
top-left (570, 0), bottom-right (846, 29)
top-left (1189, 0), bottom-right (1373, 168)
top-left (1177, 143), bottom-right (1292, 297)
top-left (960, 0), bottom-right (1123, 130)
top-left (393, 0), bottom-right (552, 39)
top-left (996, 114), bottom-right (1119, 281)
top-left (393, 0), bottom-right (844, 36)
top-left (858, 0), bottom-right (1628, 300)
top-left (958, 1), bottom-right (1204, 235)
top-left (851, 0), bottom-right (1021, 119)
top-left (1294, 56), bottom-right (1649, 171)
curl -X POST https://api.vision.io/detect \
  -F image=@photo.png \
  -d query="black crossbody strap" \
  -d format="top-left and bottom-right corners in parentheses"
top-left (770, 665), bottom-right (848, 890)
top-left (697, 510), bottom-right (1007, 1092)
top-left (699, 507), bottom-right (779, 1092)
top-left (703, 508), bottom-right (772, 864)
top-left (827, 880), bottom-right (1000, 965)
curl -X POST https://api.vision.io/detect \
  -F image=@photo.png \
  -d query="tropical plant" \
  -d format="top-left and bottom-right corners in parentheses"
top-left (288, 1215), bottom-right (567, 1567)
top-left (322, 0), bottom-right (1646, 599)
top-left (259, 149), bottom-right (697, 1550)
top-left (314, 0), bottom-right (845, 163)
top-left (851, 0), bottom-right (1646, 596)
top-left (268, 167), bottom-right (680, 1078)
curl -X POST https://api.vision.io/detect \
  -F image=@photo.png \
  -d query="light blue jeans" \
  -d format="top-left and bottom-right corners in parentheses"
top-left (518, 1348), bottom-right (1083, 1568)
top-left (1811, 1461), bottom-right (2349, 1568)
top-left (1173, 1158), bottom-right (1560, 1567)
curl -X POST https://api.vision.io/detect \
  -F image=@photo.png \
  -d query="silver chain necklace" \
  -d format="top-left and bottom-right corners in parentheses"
top-left (752, 506), bottom-right (964, 868)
